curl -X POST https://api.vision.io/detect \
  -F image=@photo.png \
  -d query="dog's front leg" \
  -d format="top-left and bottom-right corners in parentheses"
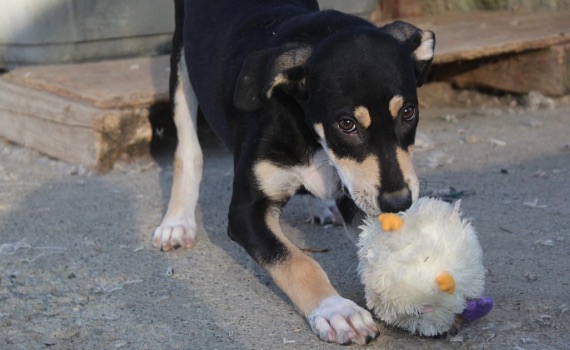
top-left (153, 51), bottom-right (202, 251)
top-left (228, 173), bottom-right (379, 345)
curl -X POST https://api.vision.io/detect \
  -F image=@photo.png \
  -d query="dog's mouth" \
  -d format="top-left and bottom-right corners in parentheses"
top-left (334, 162), bottom-right (417, 215)
top-left (353, 196), bottom-right (381, 217)
top-left (342, 186), bottom-right (381, 216)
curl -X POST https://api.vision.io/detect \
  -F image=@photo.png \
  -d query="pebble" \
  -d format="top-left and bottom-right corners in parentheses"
top-left (165, 266), bottom-right (174, 277)
top-left (449, 335), bottom-right (464, 343)
top-left (114, 340), bottom-right (128, 348)
top-left (525, 272), bottom-right (538, 282)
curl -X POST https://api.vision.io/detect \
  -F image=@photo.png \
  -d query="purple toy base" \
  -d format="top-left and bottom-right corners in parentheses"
top-left (461, 296), bottom-right (494, 321)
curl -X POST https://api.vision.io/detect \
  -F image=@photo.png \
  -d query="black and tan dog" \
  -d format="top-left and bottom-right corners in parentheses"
top-left (153, 0), bottom-right (435, 345)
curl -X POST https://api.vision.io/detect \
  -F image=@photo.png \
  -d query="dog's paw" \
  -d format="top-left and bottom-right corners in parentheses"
top-left (308, 296), bottom-right (379, 345)
top-left (305, 198), bottom-right (342, 225)
top-left (152, 220), bottom-right (195, 251)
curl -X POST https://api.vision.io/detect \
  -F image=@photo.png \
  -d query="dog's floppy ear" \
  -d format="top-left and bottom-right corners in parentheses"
top-left (381, 20), bottom-right (435, 87)
top-left (234, 44), bottom-right (312, 112)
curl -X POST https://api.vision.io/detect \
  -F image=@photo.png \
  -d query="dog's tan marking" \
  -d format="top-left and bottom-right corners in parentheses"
top-left (316, 128), bottom-right (382, 214)
top-left (314, 123), bottom-right (325, 140)
top-left (334, 155), bottom-right (380, 186)
top-left (264, 209), bottom-right (338, 315)
top-left (265, 73), bottom-right (289, 99)
top-left (389, 95), bottom-right (404, 119)
top-left (329, 153), bottom-right (381, 215)
top-left (396, 147), bottom-right (419, 202)
top-left (254, 152), bottom-right (340, 202)
top-left (354, 106), bottom-right (371, 128)
top-left (254, 161), bottom-right (299, 201)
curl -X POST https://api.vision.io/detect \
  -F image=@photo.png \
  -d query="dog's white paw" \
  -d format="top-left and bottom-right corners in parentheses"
top-left (308, 296), bottom-right (379, 345)
top-left (152, 219), bottom-right (195, 251)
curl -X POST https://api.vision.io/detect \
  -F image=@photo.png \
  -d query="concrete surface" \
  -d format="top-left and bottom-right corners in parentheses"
top-left (0, 96), bottom-right (569, 349)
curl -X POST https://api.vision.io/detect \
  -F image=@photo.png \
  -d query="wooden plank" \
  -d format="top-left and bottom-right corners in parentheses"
top-left (450, 44), bottom-right (570, 96)
top-left (2, 55), bottom-right (170, 109)
top-left (0, 79), bottom-right (152, 171)
top-left (377, 11), bottom-right (570, 64)
top-left (372, 0), bottom-right (423, 20)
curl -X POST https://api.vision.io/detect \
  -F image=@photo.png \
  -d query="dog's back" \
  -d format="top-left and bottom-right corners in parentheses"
top-left (176, 0), bottom-right (379, 148)
top-left (175, 0), bottom-right (317, 146)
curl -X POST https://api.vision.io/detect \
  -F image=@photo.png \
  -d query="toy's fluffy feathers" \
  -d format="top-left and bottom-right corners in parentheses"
top-left (357, 197), bottom-right (485, 336)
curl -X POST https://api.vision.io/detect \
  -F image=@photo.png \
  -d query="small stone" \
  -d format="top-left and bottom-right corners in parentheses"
top-left (449, 335), bottom-right (464, 343)
top-left (114, 340), bottom-right (128, 348)
top-left (467, 135), bottom-right (480, 144)
top-left (165, 266), bottom-right (174, 277)
top-left (524, 119), bottom-right (542, 128)
top-left (489, 138), bottom-right (507, 147)
top-left (525, 272), bottom-right (538, 282)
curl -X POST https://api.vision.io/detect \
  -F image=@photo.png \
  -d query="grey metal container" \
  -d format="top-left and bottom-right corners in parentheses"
top-left (0, 0), bottom-right (377, 67)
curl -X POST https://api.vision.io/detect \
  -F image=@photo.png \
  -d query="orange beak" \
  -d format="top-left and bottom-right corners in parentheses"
top-left (377, 213), bottom-right (404, 232)
top-left (436, 271), bottom-right (456, 294)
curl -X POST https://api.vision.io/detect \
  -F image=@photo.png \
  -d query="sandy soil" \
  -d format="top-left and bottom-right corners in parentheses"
top-left (1, 90), bottom-right (569, 349)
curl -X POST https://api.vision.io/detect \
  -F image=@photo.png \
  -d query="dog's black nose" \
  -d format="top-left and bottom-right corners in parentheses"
top-left (379, 189), bottom-right (412, 213)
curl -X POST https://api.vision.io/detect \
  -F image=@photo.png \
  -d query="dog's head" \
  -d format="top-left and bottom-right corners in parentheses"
top-left (235, 21), bottom-right (435, 215)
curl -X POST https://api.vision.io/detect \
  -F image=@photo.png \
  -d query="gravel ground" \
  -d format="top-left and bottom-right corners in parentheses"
top-left (0, 93), bottom-right (569, 349)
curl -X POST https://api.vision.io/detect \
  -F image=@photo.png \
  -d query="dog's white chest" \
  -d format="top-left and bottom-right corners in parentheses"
top-left (299, 149), bottom-right (340, 199)
top-left (253, 150), bottom-right (340, 201)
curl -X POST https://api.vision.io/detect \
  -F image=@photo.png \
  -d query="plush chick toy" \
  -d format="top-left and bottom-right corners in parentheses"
top-left (357, 197), bottom-right (493, 336)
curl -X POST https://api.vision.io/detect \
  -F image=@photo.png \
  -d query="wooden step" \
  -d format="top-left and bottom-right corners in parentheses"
top-left (394, 11), bottom-right (570, 64)
top-left (0, 56), bottom-right (169, 172)
top-left (392, 11), bottom-right (570, 95)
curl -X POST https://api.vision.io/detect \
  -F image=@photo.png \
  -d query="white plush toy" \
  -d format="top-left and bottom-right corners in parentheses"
top-left (357, 197), bottom-right (493, 337)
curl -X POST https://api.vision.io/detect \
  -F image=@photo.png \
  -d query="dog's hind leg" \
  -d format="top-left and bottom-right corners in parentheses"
top-left (153, 50), bottom-right (203, 251)
top-left (304, 197), bottom-right (342, 225)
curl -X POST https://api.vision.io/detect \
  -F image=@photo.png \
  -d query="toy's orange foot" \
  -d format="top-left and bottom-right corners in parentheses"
top-left (377, 213), bottom-right (404, 232)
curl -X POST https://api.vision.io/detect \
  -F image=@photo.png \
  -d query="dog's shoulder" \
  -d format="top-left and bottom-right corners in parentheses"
top-left (274, 9), bottom-right (374, 45)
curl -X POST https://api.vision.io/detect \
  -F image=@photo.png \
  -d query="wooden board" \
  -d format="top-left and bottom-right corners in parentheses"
top-left (377, 11), bottom-right (570, 64)
top-left (0, 79), bottom-right (152, 171)
top-left (0, 55), bottom-right (167, 171)
top-left (450, 44), bottom-right (570, 96)
top-left (2, 55), bottom-right (170, 109)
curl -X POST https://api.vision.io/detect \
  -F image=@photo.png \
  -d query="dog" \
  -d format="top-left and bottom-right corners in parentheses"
top-left (153, 0), bottom-right (435, 345)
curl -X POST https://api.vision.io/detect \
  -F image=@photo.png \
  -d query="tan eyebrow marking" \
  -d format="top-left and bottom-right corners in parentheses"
top-left (389, 95), bottom-right (404, 119)
top-left (265, 73), bottom-right (289, 99)
top-left (354, 106), bottom-right (371, 128)
top-left (314, 123), bottom-right (325, 139)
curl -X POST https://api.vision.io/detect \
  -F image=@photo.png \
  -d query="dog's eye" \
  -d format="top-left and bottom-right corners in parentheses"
top-left (338, 118), bottom-right (357, 134)
top-left (402, 105), bottom-right (417, 121)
